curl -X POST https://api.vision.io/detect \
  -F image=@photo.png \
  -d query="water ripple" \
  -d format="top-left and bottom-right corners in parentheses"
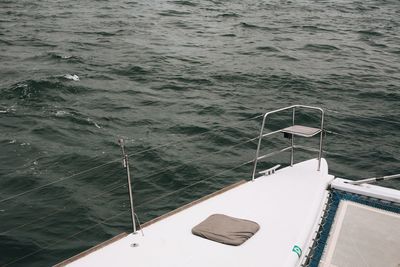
top-left (1, 0), bottom-right (400, 265)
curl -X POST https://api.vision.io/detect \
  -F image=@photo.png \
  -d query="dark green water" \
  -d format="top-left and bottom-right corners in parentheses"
top-left (1, 0), bottom-right (399, 265)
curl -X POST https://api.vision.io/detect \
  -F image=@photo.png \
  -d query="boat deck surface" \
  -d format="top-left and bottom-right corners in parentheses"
top-left (60, 159), bottom-right (334, 267)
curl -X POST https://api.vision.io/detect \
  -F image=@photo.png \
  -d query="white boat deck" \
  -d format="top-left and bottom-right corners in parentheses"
top-left (60, 158), bottom-right (334, 267)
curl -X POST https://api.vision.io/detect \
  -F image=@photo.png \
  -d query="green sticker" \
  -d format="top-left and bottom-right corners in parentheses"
top-left (292, 245), bottom-right (302, 258)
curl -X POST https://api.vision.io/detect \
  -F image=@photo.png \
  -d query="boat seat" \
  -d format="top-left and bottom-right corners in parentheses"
top-left (191, 214), bottom-right (260, 246)
top-left (281, 125), bottom-right (321, 137)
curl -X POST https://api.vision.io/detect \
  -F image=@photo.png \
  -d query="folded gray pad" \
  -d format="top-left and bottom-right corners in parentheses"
top-left (192, 214), bottom-right (260, 246)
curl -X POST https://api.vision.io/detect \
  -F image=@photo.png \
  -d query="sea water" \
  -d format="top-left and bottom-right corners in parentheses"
top-left (0, 0), bottom-right (399, 265)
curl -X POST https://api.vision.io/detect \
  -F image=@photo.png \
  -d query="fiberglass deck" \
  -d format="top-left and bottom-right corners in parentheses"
top-left (60, 159), bottom-right (334, 267)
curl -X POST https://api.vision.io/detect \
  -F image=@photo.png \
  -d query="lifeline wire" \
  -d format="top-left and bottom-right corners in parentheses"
top-left (0, 109), bottom-right (394, 207)
top-left (325, 108), bottom-right (400, 126)
top-left (0, 160), bottom-right (120, 204)
top-left (3, 71), bottom-right (398, 262)
top-left (0, 136), bottom-right (258, 235)
top-left (76, 136), bottom-right (259, 200)
top-left (3, 160), bottom-right (253, 266)
top-left (1, 179), bottom-right (125, 236)
top-left (124, 113), bottom-right (263, 159)
top-left (11, 104), bottom-right (384, 205)
top-left (136, 159), bottom-right (254, 210)
top-left (0, 178), bottom-right (123, 236)
top-left (298, 107), bottom-right (400, 148)
top-left (3, 105), bottom-right (398, 259)
top-left (3, 208), bottom-right (131, 267)
top-left (0, 114), bottom-right (263, 204)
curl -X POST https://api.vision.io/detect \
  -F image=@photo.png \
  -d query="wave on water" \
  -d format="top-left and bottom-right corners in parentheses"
top-left (357, 30), bottom-right (384, 37)
top-left (63, 74), bottom-right (80, 81)
top-left (110, 65), bottom-right (153, 81)
top-left (1, 0), bottom-right (400, 266)
top-left (0, 78), bottom-right (86, 105)
top-left (158, 10), bottom-right (192, 16)
top-left (276, 54), bottom-right (299, 61)
top-left (290, 25), bottom-right (337, 32)
top-left (0, 104), bottom-right (16, 114)
top-left (0, 39), bottom-right (13, 45)
top-left (357, 91), bottom-right (400, 102)
top-left (238, 22), bottom-right (274, 31)
top-left (55, 110), bottom-right (69, 117)
top-left (301, 44), bottom-right (340, 52)
top-left (216, 13), bottom-right (240, 18)
top-left (170, 0), bottom-right (198, 7)
top-left (256, 46), bottom-right (280, 52)
top-left (220, 33), bottom-right (236, 37)
top-left (47, 53), bottom-right (84, 63)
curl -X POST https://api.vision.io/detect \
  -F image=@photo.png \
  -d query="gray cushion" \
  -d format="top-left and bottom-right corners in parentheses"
top-left (192, 214), bottom-right (260, 246)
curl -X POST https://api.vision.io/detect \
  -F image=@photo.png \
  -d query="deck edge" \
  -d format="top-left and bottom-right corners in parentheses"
top-left (53, 232), bottom-right (128, 267)
top-left (54, 179), bottom-right (247, 266)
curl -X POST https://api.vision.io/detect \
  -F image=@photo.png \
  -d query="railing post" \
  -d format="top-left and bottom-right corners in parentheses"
top-left (290, 107), bottom-right (295, 167)
top-left (251, 105), bottom-right (324, 177)
top-left (317, 110), bottom-right (324, 171)
top-left (252, 114), bottom-right (267, 181)
top-left (118, 139), bottom-right (137, 234)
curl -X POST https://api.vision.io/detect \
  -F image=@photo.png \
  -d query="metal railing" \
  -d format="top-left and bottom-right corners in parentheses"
top-left (251, 105), bottom-right (325, 180)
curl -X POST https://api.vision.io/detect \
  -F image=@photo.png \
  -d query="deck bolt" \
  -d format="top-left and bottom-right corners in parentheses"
top-left (131, 243), bottom-right (139, 248)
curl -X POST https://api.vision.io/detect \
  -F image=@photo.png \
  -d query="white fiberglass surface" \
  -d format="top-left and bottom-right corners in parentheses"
top-left (331, 178), bottom-right (400, 203)
top-left (67, 159), bottom-right (333, 267)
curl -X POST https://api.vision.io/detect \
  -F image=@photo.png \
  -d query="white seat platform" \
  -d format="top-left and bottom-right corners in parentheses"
top-left (60, 159), bottom-right (334, 267)
top-left (281, 125), bottom-right (322, 137)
